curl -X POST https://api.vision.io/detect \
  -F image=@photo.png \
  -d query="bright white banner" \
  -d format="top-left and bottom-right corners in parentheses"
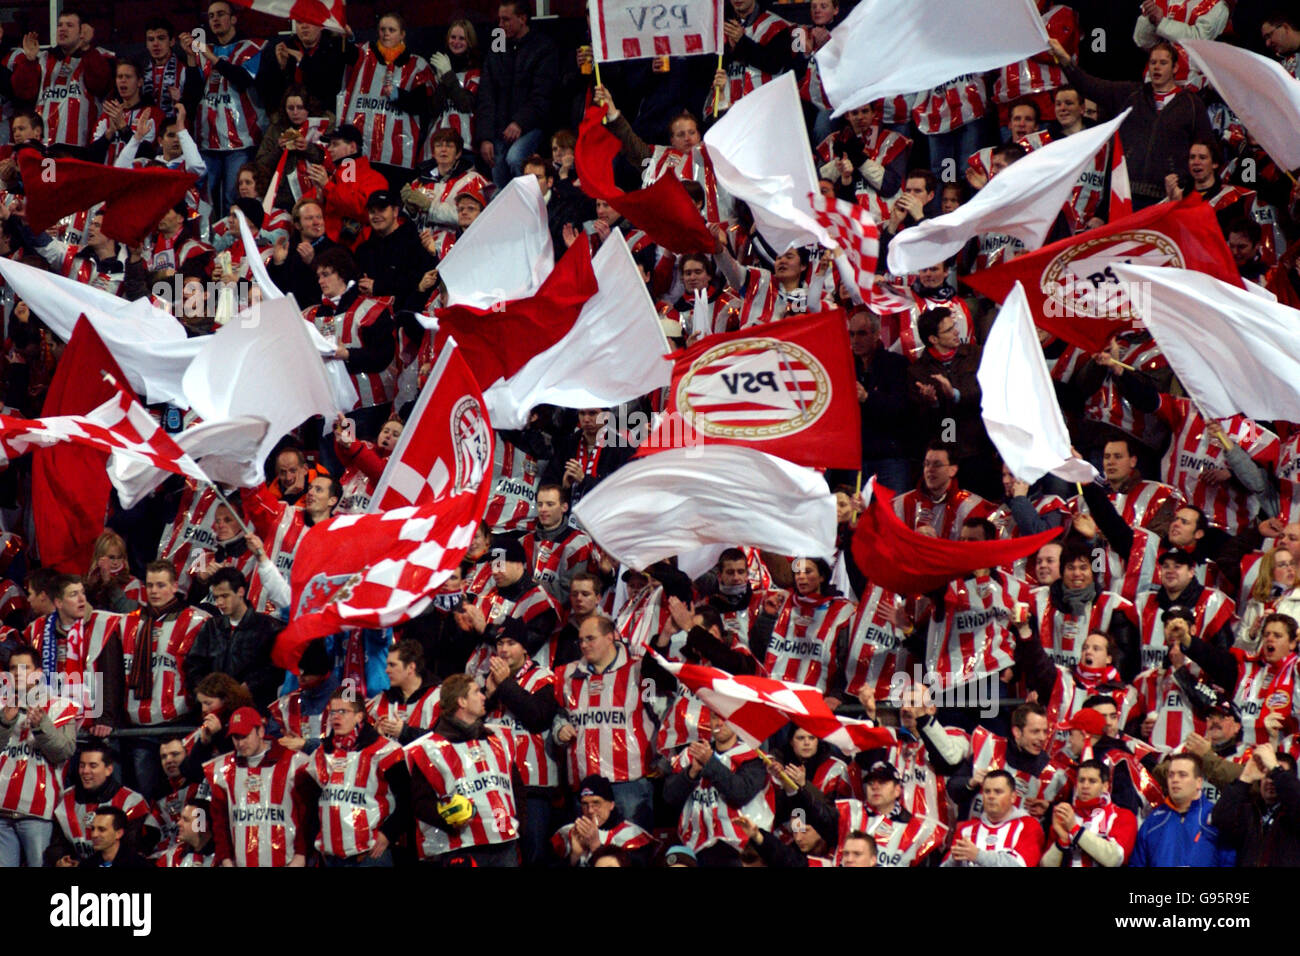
top-left (589, 0), bottom-right (722, 62)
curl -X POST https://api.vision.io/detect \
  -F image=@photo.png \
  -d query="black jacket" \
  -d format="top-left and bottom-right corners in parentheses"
top-left (184, 609), bottom-right (285, 709)
top-left (353, 219), bottom-right (437, 314)
top-left (476, 28), bottom-right (559, 143)
top-left (906, 343), bottom-right (988, 460)
top-left (857, 346), bottom-right (910, 460)
top-left (1062, 64), bottom-right (1214, 209)
top-left (1212, 769), bottom-right (1300, 867)
top-left (541, 430), bottom-right (637, 510)
top-left (481, 569), bottom-right (560, 659)
top-left (400, 607), bottom-right (481, 682)
top-left (80, 849), bottom-right (153, 869)
top-left (256, 37), bottom-right (348, 119)
top-left (663, 742), bottom-right (769, 816)
top-left (266, 232), bottom-right (342, 308)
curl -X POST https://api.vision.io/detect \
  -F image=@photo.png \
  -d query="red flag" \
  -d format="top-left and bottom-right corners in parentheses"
top-left (434, 235), bottom-right (599, 390)
top-left (225, 0), bottom-right (347, 32)
top-left (31, 318), bottom-right (128, 573)
top-left (638, 309), bottom-right (861, 469)
top-left (273, 339), bottom-right (494, 672)
top-left (369, 340), bottom-right (495, 512)
top-left (654, 653), bottom-right (900, 755)
top-left (575, 104), bottom-right (714, 255)
top-left (18, 149), bottom-right (197, 245)
top-left (1108, 132), bottom-right (1132, 222)
top-left (271, 497), bottom-right (487, 672)
top-left (962, 195), bottom-right (1242, 353)
top-left (851, 481), bottom-right (1062, 596)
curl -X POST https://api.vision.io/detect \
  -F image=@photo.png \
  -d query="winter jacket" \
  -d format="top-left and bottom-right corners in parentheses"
top-left (1211, 769), bottom-right (1300, 867)
top-left (185, 609), bottom-right (286, 709)
top-left (475, 28), bottom-right (559, 143)
top-left (1131, 795), bottom-right (1235, 867)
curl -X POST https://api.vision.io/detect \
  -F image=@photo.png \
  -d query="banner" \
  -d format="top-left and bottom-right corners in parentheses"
top-left (962, 195), bottom-right (1243, 353)
top-left (589, 0), bottom-right (722, 62)
top-left (638, 309), bottom-right (861, 469)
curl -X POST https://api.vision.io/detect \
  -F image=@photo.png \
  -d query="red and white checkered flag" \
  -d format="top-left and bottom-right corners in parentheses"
top-left (809, 192), bottom-right (879, 300)
top-left (0, 381), bottom-right (207, 483)
top-left (652, 653), bottom-right (900, 755)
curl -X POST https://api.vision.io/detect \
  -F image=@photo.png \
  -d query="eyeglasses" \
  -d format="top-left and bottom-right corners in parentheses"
top-left (327, 708), bottom-right (356, 717)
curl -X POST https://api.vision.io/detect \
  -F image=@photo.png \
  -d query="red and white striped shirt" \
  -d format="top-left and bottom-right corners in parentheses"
top-left (845, 583), bottom-right (912, 702)
top-left (642, 144), bottom-right (732, 224)
top-left (943, 808), bottom-right (1043, 866)
top-left (815, 125), bottom-right (912, 223)
top-left (555, 644), bottom-right (657, 783)
top-left (993, 4), bottom-right (1078, 117)
top-left (894, 483), bottom-right (995, 540)
top-left (762, 591), bottom-right (855, 694)
top-left (269, 690), bottom-right (329, 745)
top-left (1050, 797), bottom-right (1137, 866)
top-left (467, 579), bottom-right (562, 677)
top-left (424, 67), bottom-right (480, 155)
top-left (155, 843), bottom-right (217, 867)
top-left (26, 612), bottom-right (123, 729)
top-left (0, 697), bottom-right (80, 819)
top-left (1111, 479), bottom-right (1183, 530)
top-left (1134, 586), bottom-right (1235, 674)
top-left (367, 684), bottom-right (441, 736)
top-left (207, 746), bottom-right (310, 867)
top-left (835, 800), bottom-right (946, 867)
top-left (304, 293), bottom-right (398, 409)
top-left (1138, 0), bottom-right (1229, 91)
top-left (969, 725), bottom-right (1070, 812)
top-left (1231, 650), bottom-right (1300, 746)
top-left (671, 742), bottom-right (774, 852)
top-left (54, 785), bottom-right (156, 860)
top-left (157, 481), bottom-right (226, 579)
top-left (1133, 664), bottom-right (1203, 752)
top-left (21, 49), bottom-right (107, 148)
top-left (1031, 585), bottom-right (1137, 669)
top-left (925, 572), bottom-right (1027, 690)
top-left (912, 74), bottom-right (988, 135)
top-left (522, 526), bottom-right (595, 607)
top-left (406, 725), bottom-right (519, 857)
top-left (120, 605), bottom-right (209, 726)
top-left (485, 436), bottom-right (542, 533)
top-left (488, 660), bottom-right (560, 789)
top-left (1156, 395), bottom-right (1279, 534)
top-left (195, 39), bottom-right (267, 151)
top-left (706, 11), bottom-right (791, 119)
top-left (550, 816), bottom-right (655, 864)
top-left (340, 44), bottom-right (435, 169)
top-left (305, 734), bottom-right (404, 858)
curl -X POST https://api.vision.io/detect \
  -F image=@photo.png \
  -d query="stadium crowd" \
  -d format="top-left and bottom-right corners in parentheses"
top-left (0, 0), bottom-right (1297, 869)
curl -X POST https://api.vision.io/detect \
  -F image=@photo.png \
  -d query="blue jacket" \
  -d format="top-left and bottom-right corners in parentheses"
top-left (1131, 796), bottom-right (1236, 867)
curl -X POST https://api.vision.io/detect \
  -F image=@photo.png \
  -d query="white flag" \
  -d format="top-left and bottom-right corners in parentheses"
top-left (886, 109), bottom-right (1130, 274)
top-left (1111, 264), bottom-right (1300, 422)
top-left (109, 415), bottom-right (270, 507)
top-left (589, 0), bottom-right (723, 62)
top-left (0, 256), bottom-right (197, 406)
top-left (482, 232), bottom-right (671, 429)
top-left (571, 445), bottom-right (836, 571)
top-left (437, 175), bottom-right (554, 308)
top-left (1181, 39), bottom-right (1300, 173)
top-left (182, 295), bottom-right (341, 468)
top-left (978, 283), bottom-right (1097, 485)
top-left (815, 0), bottom-right (1050, 117)
top-left (703, 73), bottom-right (833, 252)
top-left (233, 206), bottom-right (285, 300)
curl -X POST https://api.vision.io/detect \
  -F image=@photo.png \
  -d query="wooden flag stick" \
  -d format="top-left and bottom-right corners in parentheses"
top-left (712, 52), bottom-right (724, 115)
top-left (851, 471), bottom-right (862, 527)
top-left (756, 746), bottom-right (800, 792)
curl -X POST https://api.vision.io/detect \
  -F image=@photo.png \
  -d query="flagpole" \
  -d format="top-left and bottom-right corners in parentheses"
top-left (755, 746), bottom-right (800, 792)
top-left (593, 59), bottom-right (602, 89)
top-left (712, 53), bottom-right (723, 116)
top-left (851, 470), bottom-right (861, 527)
top-left (205, 482), bottom-right (255, 539)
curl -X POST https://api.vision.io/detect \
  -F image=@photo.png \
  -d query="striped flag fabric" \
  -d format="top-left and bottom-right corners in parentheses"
top-left (1108, 132), bottom-right (1132, 222)
top-left (225, 0), bottom-right (347, 33)
top-left (651, 653), bottom-right (901, 755)
top-left (0, 382), bottom-right (207, 483)
top-left (588, 0), bottom-right (722, 63)
top-left (636, 309), bottom-right (861, 469)
top-left (810, 192), bottom-right (879, 298)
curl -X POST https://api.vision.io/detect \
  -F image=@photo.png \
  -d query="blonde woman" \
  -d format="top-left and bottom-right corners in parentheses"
top-left (1237, 547), bottom-right (1300, 653)
top-left (85, 530), bottom-right (144, 612)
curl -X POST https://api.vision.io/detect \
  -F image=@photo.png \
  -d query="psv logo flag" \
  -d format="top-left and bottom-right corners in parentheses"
top-left (589, 0), bottom-right (723, 62)
top-left (638, 310), bottom-right (861, 469)
top-left (962, 195), bottom-right (1242, 353)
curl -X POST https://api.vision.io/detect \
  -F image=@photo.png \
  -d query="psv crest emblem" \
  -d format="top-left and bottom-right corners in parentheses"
top-left (450, 396), bottom-right (491, 495)
top-left (677, 337), bottom-right (831, 440)
top-left (1040, 229), bottom-right (1182, 319)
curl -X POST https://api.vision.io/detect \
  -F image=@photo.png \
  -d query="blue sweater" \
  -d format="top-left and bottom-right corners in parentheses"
top-left (1131, 796), bottom-right (1236, 867)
